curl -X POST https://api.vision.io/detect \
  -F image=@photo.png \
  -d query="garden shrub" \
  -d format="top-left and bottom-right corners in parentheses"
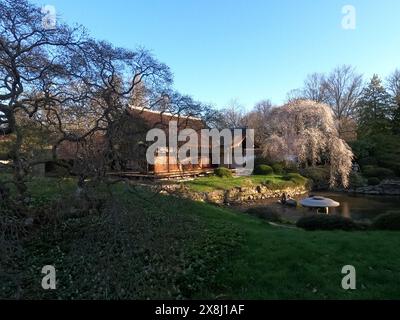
top-left (272, 163), bottom-right (284, 175)
top-left (296, 214), bottom-right (360, 231)
top-left (351, 133), bottom-right (400, 176)
top-left (281, 173), bottom-right (308, 187)
top-left (348, 172), bottom-right (367, 188)
top-left (253, 164), bottom-right (273, 175)
top-left (358, 157), bottom-right (378, 167)
top-left (254, 157), bottom-right (270, 167)
top-left (284, 163), bottom-right (300, 174)
top-left (367, 177), bottom-right (381, 186)
top-left (214, 167), bottom-right (232, 178)
top-left (372, 211), bottom-right (400, 231)
top-left (362, 165), bottom-right (395, 180)
top-left (301, 166), bottom-right (330, 190)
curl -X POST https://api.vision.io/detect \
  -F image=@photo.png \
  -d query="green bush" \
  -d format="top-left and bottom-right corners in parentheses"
top-left (296, 214), bottom-right (360, 231)
top-left (367, 177), bottom-right (381, 186)
top-left (253, 164), bottom-right (273, 175)
top-left (272, 163), bottom-right (284, 175)
top-left (254, 157), bottom-right (270, 167)
top-left (372, 211), bottom-right (400, 230)
top-left (349, 172), bottom-right (367, 188)
top-left (286, 172), bottom-right (304, 180)
top-left (284, 163), bottom-right (299, 174)
top-left (214, 167), bottom-right (232, 178)
top-left (362, 165), bottom-right (395, 180)
top-left (358, 157), bottom-right (378, 167)
top-left (301, 166), bottom-right (330, 190)
top-left (282, 173), bottom-right (307, 185)
top-left (351, 133), bottom-right (400, 176)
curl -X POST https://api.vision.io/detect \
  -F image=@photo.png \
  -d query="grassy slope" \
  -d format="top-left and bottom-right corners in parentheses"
top-left (196, 204), bottom-right (400, 299)
top-left (14, 178), bottom-right (243, 299)
top-left (184, 174), bottom-right (308, 192)
top-left (4, 176), bottom-right (400, 299)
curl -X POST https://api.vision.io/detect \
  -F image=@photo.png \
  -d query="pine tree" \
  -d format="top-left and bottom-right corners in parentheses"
top-left (390, 81), bottom-right (400, 135)
top-left (388, 69), bottom-right (400, 126)
top-left (392, 107), bottom-right (400, 135)
top-left (357, 74), bottom-right (395, 137)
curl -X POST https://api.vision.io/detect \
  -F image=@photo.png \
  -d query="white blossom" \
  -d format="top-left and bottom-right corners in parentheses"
top-left (262, 100), bottom-right (354, 188)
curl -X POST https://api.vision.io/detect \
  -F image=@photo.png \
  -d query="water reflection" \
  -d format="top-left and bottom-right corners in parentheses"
top-left (237, 191), bottom-right (400, 223)
top-left (341, 201), bottom-right (350, 219)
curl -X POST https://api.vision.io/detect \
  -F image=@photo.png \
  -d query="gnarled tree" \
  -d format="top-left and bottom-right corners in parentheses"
top-left (0, 0), bottom-right (175, 200)
top-left (0, 0), bottom-right (88, 198)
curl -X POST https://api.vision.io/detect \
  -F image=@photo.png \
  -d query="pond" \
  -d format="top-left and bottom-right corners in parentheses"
top-left (235, 191), bottom-right (400, 223)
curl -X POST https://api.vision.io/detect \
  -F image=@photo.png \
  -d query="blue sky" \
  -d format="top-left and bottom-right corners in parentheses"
top-left (33, 0), bottom-right (400, 110)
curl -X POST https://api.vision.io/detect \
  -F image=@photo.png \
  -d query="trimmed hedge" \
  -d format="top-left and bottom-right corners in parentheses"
top-left (284, 173), bottom-right (307, 184)
top-left (253, 165), bottom-right (273, 175)
top-left (214, 167), bottom-right (233, 178)
top-left (272, 163), bottom-right (284, 175)
top-left (284, 163), bottom-right (300, 174)
top-left (301, 166), bottom-right (330, 190)
top-left (296, 214), bottom-right (360, 231)
top-left (373, 211), bottom-right (400, 231)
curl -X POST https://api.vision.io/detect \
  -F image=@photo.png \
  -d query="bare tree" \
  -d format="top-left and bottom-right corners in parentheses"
top-left (325, 65), bottom-right (363, 121)
top-left (244, 100), bottom-right (273, 146)
top-left (289, 65), bottom-right (363, 138)
top-left (388, 69), bottom-right (400, 105)
top-left (296, 73), bottom-right (330, 103)
top-left (45, 41), bottom-right (172, 195)
top-left (0, 0), bottom-right (88, 198)
top-left (285, 89), bottom-right (303, 104)
top-left (303, 73), bottom-right (329, 103)
top-left (0, 0), bottom-right (173, 200)
top-left (286, 73), bottom-right (328, 104)
top-left (219, 98), bottom-right (246, 128)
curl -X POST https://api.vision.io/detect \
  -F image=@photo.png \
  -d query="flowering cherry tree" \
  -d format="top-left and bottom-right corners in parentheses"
top-left (262, 100), bottom-right (354, 187)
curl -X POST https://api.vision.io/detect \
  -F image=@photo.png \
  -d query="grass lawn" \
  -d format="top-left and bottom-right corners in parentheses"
top-left (184, 174), bottom-right (308, 192)
top-left (2, 176), bottom-right (400, 299)
top-left (199, 208), bottom-right (400, 299)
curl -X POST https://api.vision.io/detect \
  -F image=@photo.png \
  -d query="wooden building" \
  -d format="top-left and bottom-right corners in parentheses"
top-left (128, 107), bottom-right (213, 176)
top-left (55, 107), bottom-right (214, 178)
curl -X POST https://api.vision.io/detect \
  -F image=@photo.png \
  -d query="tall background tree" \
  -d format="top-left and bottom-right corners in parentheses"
top-left (289, 65), bottom-right (363, 140)
top-left (218, 98), bottom-right (246, 129)
top-left (350, 73), bottom-right (400, 179)
top-left (290, 73), bottom-right (329, 104)
top-left (357, 74), bottom-right (395, 137)
top-left (325, 65), bottom-right (363, 124)
top-left (243, 100), bottom-right (273, 147)
top-left (387, 69), bottom-right (400, 134)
